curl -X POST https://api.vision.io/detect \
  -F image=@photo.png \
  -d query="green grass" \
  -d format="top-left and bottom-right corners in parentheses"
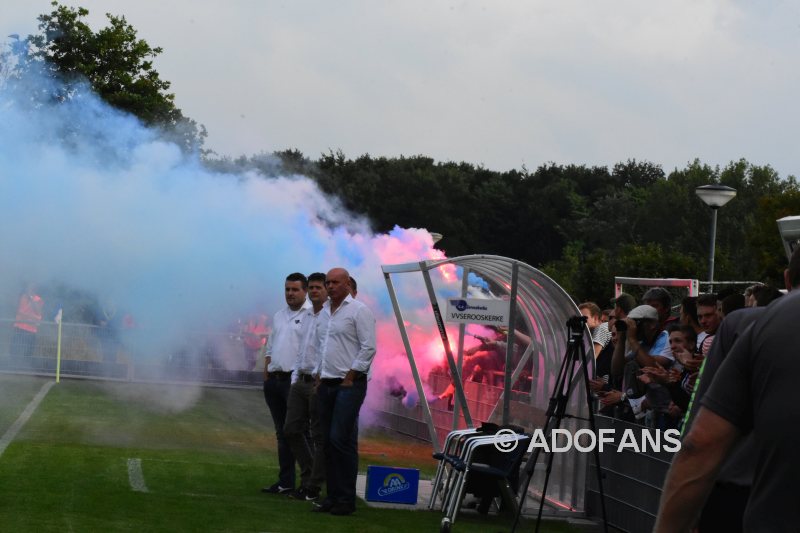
top-left (0, 375), bottom-right (581, 532)
top-left (0, 374), bottom-right (50, 433)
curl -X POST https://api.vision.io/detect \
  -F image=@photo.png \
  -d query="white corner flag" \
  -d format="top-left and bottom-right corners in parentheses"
top-left (54, 308), bottom-right (63, 324)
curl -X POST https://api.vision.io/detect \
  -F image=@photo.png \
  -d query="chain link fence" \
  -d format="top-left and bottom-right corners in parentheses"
top-left (0, 318), bottom-right (263, 387)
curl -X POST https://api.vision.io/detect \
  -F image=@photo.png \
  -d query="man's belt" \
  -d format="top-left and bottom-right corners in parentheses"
top-left (320, 373), bottom-right (367, 385)
top-left (268, 371), bottom-right (292, 380)
top-left (297, 373), bottom-right (315, 383)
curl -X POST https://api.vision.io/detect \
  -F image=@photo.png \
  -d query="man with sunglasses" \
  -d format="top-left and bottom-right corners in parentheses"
top-left (604, 305), bottom-right (674, 421)
top-left (613, 304), bottom-right (673, 372)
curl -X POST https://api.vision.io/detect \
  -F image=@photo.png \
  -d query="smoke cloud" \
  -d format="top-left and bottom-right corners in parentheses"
top-left (0, 58), bottom-right (486, 413)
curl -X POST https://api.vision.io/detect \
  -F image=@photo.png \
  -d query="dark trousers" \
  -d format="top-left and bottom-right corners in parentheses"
top-left (317, 378), bottom-right (367, 506)
top-left (263, 374), bottom-right (296, 488)
top-left (284, 378), bottom-right (325, 491)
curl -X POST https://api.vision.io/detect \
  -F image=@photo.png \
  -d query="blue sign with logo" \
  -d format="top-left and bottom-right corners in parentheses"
top-left (365, 466), bottom-right (419, 505)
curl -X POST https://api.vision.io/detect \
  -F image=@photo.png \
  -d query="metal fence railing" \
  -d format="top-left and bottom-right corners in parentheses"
top-left (585, 415), bottom-right (674, 533)
top-left (0, 318), bottom-right (263, 387)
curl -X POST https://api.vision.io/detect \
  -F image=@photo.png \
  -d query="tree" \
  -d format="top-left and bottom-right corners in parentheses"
top-left (747, 186), bottom-right (800, 284)
top-left (9, 2), bottom-right (205, 152)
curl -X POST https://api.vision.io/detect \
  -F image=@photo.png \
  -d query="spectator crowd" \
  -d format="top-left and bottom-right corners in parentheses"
top-left (582, 280), bottom-right (786, 432)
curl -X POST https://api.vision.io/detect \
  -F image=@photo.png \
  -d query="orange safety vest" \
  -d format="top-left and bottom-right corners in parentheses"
top-left (14, 294), bottom-right (44, 333)
top-left (243, 316), bottom-right (269, 350)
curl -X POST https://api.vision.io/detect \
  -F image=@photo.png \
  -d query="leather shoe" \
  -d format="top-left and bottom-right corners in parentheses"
top-left (289, 486), bottom-right (320, 501)
top-left (311, 499), bottom-right (334, 513)
top-left (261, 482), bottom-right (292, 494)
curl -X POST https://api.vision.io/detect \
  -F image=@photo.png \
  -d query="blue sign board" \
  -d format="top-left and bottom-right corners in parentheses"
top-left (365, 465), bottom-right (420, 505)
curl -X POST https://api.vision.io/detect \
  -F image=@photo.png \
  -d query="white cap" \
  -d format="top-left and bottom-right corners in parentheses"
top-left (627, 305), bottom-right (658, 321)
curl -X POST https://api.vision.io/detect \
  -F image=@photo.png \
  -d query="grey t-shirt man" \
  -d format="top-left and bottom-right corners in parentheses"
top-left (701, 291), bottom-right (800, 531)
top-left (687, 307), bottom-right (766, 485)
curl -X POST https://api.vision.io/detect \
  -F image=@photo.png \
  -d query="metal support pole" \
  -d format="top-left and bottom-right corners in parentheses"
top-left (383, 272), bottom-right (441, 452)
top-left (502, 263), bottom-right (519, 425)
top-left (708, 207), bottom-right (718, 293)
top-left (453, 268), bottom-right (470, 430)
top-left (420, 263), bottom-right (473, 428)
top-left (487, 340), bottom-right (534, 422)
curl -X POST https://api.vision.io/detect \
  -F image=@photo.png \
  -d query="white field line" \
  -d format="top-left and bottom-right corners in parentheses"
top-left (0, 380), bottom-right (54, 458)
top-left (127, 458), bottom-right (149, 493)
top-left (145, 458), bottom-right (251, 467)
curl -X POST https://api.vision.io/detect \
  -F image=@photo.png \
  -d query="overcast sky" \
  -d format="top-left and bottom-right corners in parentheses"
top-left (4, 1), bottom-right (800, 176)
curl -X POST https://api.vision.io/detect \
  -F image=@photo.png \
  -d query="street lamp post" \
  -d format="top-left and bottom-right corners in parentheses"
top-left (695, 184), bottom-right (737, 292)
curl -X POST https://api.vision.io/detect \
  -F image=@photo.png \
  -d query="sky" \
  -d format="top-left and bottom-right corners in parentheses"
top-left (4, 0), bottom-right (800, 177)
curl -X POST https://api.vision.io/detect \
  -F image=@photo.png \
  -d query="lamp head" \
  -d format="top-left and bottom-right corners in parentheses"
top-left (695, 184), bottom-right (737, 208)
top-left (778, 215), bottom-right (800, 261)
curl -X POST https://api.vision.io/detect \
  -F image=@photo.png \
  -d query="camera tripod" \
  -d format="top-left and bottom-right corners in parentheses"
top-left (511, 315), bottom-right (608, 533)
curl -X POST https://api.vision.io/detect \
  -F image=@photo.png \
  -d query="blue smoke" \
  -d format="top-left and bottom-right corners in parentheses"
top-left (0, 57), bottom-right (471, 370)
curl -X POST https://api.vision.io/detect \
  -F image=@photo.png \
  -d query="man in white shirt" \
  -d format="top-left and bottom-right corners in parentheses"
top-left (284, 272), bottom-right (328, 502)
top-left (312, 267), bottom-right (376, 516)
top-left (261, 273), bottom-right (312, 495)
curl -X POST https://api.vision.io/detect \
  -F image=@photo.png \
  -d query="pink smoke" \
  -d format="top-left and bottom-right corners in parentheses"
top-left (351, 227), bottom-right (489, 418)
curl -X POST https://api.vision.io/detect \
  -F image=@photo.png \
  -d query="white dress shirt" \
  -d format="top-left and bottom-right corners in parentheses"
top-left (265, 300), bottom-right (312, 372)
top-left (314, 295), bottom-right (376, 379)
top-left (292, 307), bottom-right (323, 380)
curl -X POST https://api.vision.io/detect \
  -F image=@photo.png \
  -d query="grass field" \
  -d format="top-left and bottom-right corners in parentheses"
top-left (0, 374), bottom-right (581, 532)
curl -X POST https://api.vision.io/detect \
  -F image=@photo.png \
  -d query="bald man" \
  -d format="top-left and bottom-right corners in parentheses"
top-left (312, 268), bottom-right (376, 516)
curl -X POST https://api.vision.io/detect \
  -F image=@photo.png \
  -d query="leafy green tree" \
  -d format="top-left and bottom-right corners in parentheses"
top-left (210, 146), bottom-right (797, 303)
top-left (302, 150), bottom-right (795, 301)
top-left (203, 149), bottom-right (317, 179)
top-left (747, 186), bottom-right (800, 284)
top-left (9, 2), bottom-right (205, 152)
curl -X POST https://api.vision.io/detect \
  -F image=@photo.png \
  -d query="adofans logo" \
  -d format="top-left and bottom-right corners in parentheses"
top-left (378, 473), bottom-right (410, 496)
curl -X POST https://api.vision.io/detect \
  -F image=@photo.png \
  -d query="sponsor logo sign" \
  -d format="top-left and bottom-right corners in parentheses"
top-left (365, 466), bottom-right (419, 504)
top-left (445, 298), bottom-right (510, 326)
top-left (378, 473), bottom-right (411, 497)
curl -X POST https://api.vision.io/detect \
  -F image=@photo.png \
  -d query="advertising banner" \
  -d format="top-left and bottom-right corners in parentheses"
top-left (365, 466), bottom-right (420, 505)
top-left (444, 298), bottom-right (510, 326)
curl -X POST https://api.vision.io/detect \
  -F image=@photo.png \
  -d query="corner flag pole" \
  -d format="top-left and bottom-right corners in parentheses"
top-left (55, 308), bottom-right (63, 383)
